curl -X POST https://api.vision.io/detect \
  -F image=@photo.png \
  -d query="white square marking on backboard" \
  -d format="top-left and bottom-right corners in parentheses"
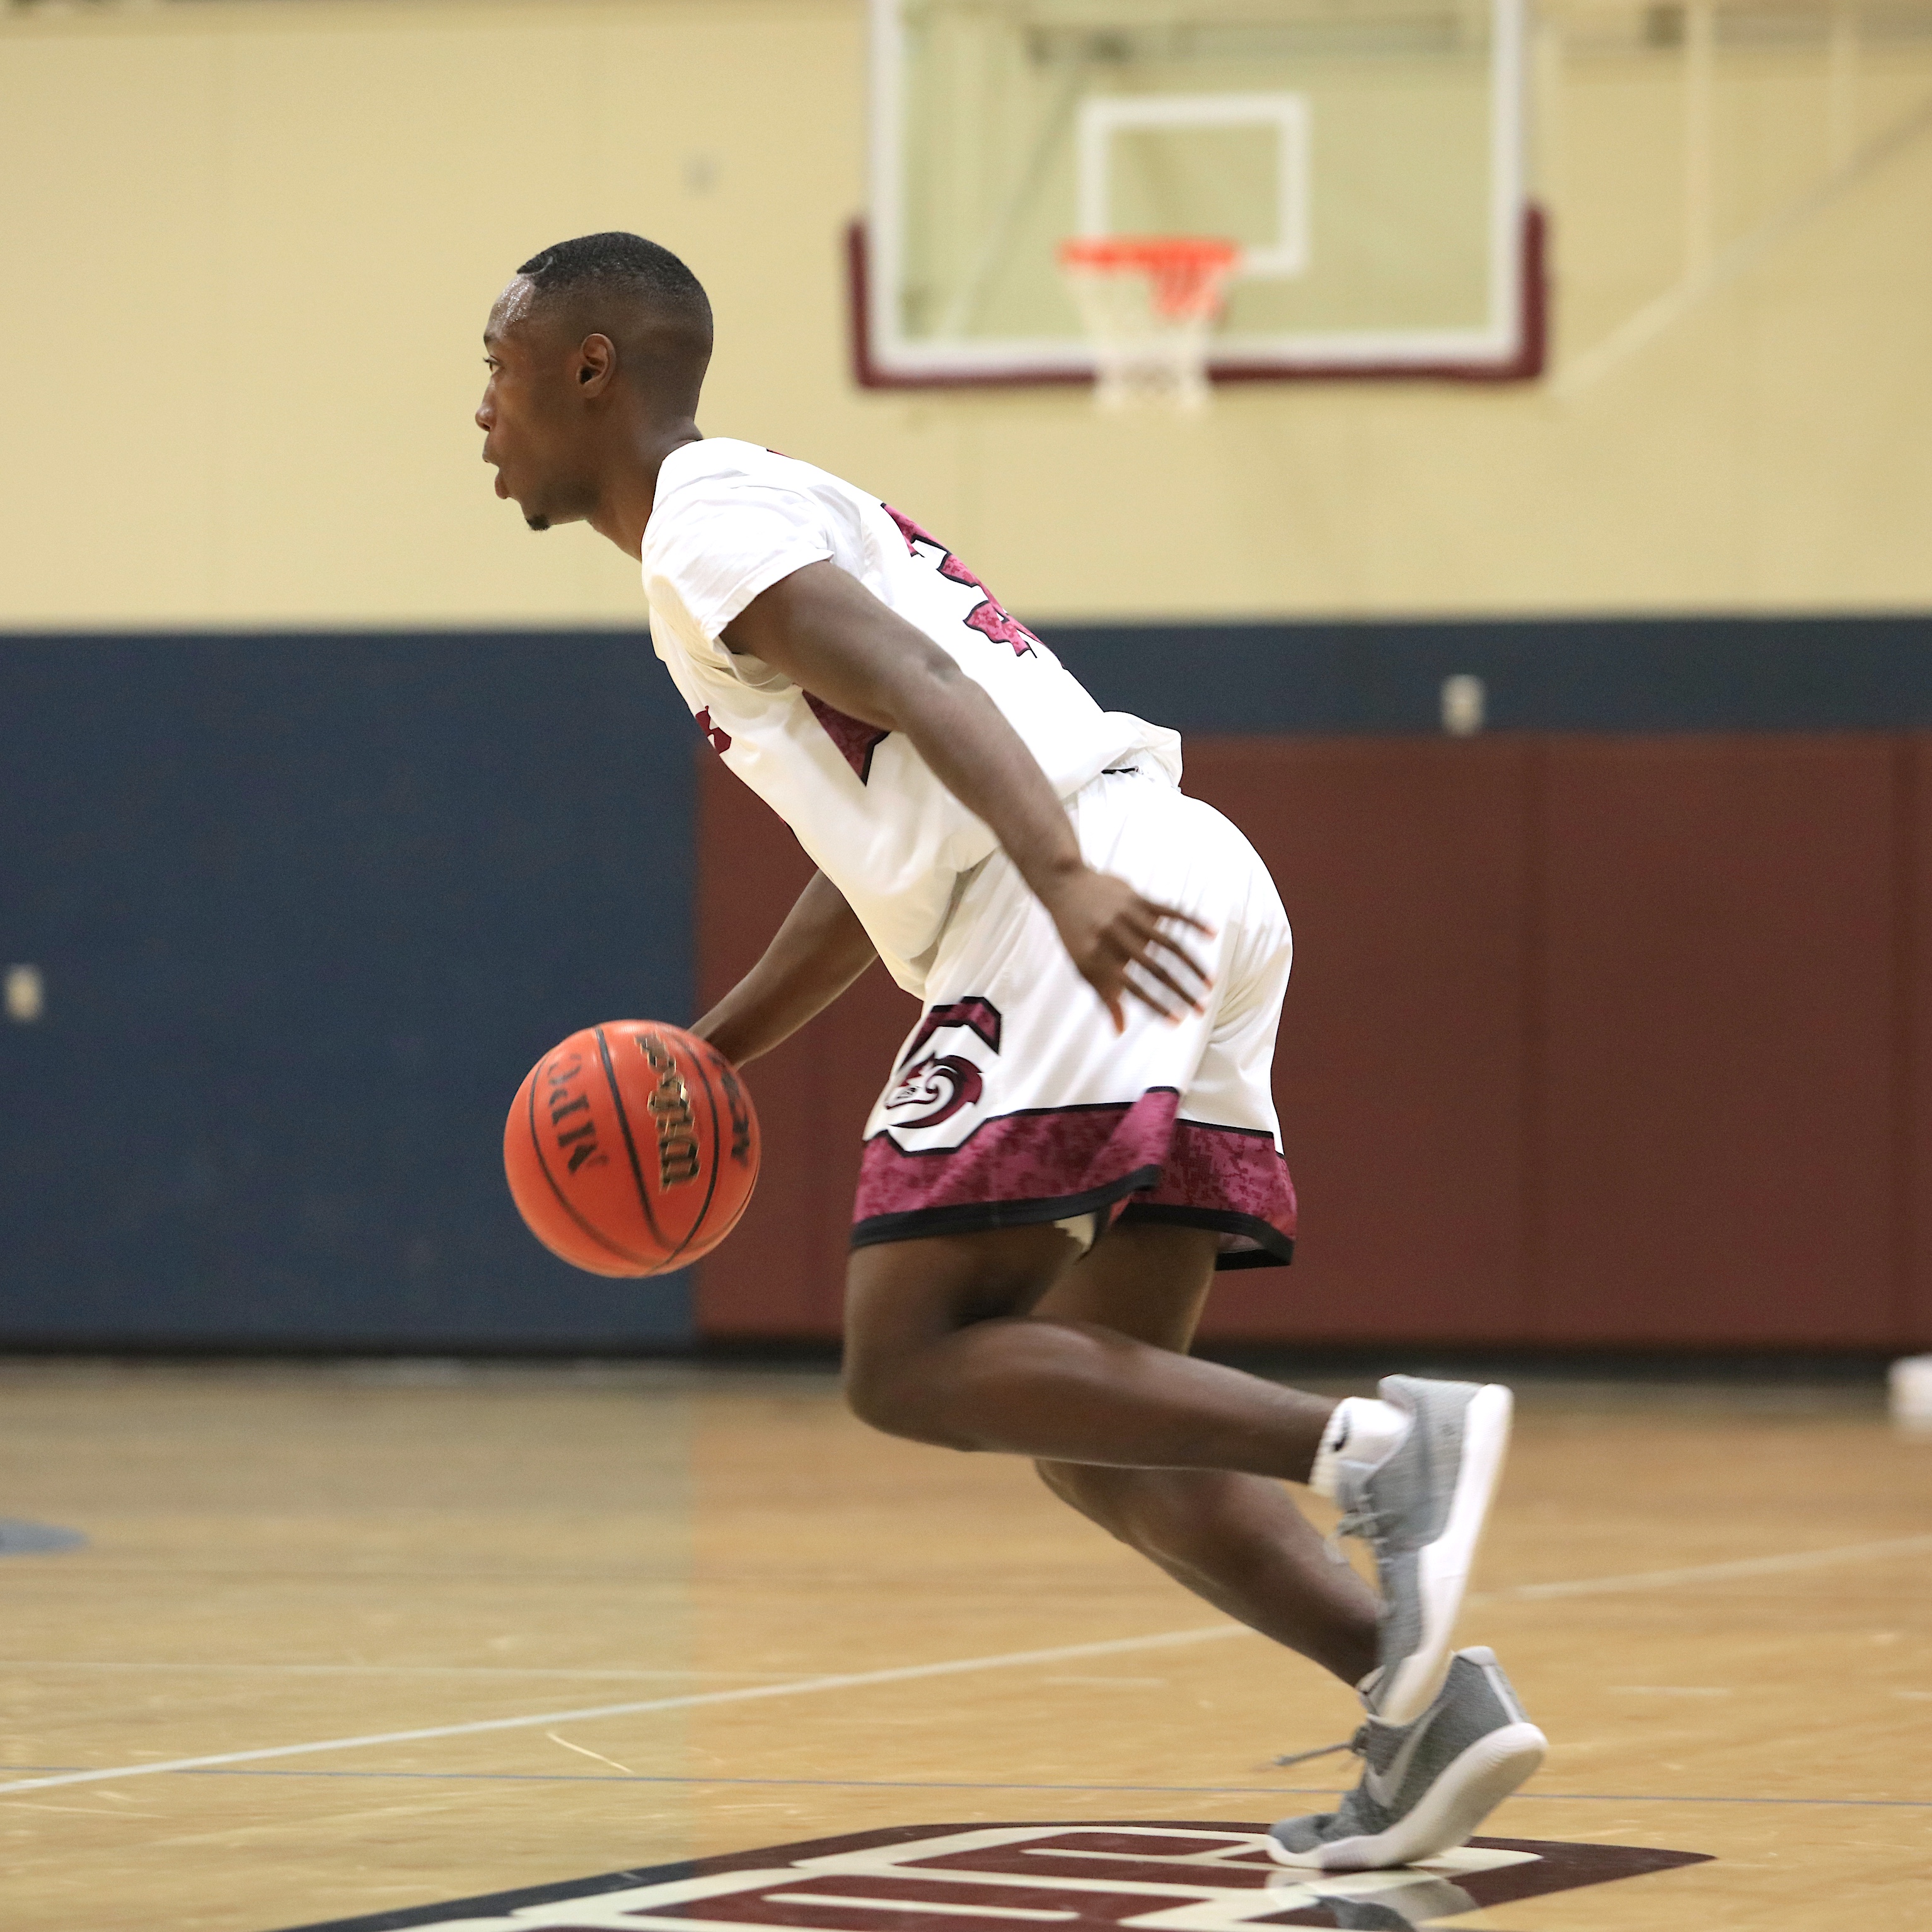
top-left (1075, 93), bottom-right (1310, 279)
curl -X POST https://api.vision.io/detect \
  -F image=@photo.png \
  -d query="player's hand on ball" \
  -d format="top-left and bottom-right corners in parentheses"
top-left (1044, 867), bottom-right (1215, 1031)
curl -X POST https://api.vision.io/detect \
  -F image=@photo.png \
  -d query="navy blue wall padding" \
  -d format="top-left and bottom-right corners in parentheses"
top-left (1042, 611), bottom-right (1932, 734)
top-left (0, 632), bottom-right (694, 1350)
top-left (8, 611), bottom-right (1932, 1353)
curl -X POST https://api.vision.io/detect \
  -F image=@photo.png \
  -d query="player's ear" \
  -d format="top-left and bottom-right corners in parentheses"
top-left (575, 332), bottom-right (617, 395)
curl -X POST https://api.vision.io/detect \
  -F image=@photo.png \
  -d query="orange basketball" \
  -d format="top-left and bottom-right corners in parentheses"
top-left (504, 1021), bottom-right (760, 1276)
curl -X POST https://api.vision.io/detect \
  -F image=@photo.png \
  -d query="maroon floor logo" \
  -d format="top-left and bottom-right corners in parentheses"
top-left (284, 1819), bottom-right (1710, 1932)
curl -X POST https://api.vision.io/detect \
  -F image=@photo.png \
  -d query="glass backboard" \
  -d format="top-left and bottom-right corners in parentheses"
top-left (857, 0), bottom-right (1539, 386)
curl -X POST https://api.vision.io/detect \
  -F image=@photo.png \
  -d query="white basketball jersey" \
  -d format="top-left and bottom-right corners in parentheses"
top-left (641, 439), bottom-right (1177, 993)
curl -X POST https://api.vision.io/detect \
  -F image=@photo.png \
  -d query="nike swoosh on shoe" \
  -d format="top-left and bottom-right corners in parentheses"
top-left (1361, 1706), bottom-right (1438, 1809)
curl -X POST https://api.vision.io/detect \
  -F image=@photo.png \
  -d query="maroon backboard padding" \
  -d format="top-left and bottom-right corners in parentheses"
top-left (695, 734), bottom-right (1929, 1348)
top-left (847, 206), bottom-right (1549, 391)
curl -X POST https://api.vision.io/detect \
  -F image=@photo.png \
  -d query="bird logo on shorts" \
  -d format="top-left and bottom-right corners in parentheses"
top-left (883, 997), bottom-right (1000, 1132)
top-left (884, 1053), bottom-right (983, 1130)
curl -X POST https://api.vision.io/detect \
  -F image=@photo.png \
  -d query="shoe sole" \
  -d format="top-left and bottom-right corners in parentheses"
top-left (1377, 1383), bottom-right (1514, 1726)
top-left (1264, 1721), bottom-right (1547, 1874)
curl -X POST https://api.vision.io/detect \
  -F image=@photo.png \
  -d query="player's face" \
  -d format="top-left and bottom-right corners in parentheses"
top-left (477, 280), bottom-right (598, 533)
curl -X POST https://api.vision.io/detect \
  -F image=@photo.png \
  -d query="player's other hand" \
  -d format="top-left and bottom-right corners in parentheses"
top-left (1041, 866), bottom-right (1215, 1032)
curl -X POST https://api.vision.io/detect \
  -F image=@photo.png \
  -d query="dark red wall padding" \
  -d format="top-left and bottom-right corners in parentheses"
top-left (1536, 739), bottom-right (1902, 1346)
top-left (693, 763), bottom-right (918, 1338)
top-left (1193, 739), bottom-right (1537, 1345)
top-left (696, 734), bottom-right (1929, 1350)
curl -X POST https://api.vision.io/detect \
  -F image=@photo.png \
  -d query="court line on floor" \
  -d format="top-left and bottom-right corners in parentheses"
top-left (0, 1662), bottom-right (803, 1681)
top-left (1, 1764), bottom-right (1927, 1811)
top-left (6, 1527), bottom-right (1928, 1798)
top-left (1471, 1532), bottom-right (1932, 1602)
top-left (0, 1626), bottom-right (1241, 1796)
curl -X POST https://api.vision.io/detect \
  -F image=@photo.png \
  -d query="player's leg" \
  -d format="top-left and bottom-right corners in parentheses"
top-left (1027, 1219), bottom-right (1380, 1687)
top-left (842, 1223), bottom-right (1338, 1481)
top-left (847, 770), bottom-right (1510, 1728)
top-left (1017, 1225), bottom-right (1546, 1873)
top-left (846, 1159), bottom-right (1512, 1728)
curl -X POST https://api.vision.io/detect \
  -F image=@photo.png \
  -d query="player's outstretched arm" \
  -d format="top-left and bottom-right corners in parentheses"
top-left (689, 868), bottom-right (879, 1067)
top-left (722, 561), bottom-right (1210, 1030)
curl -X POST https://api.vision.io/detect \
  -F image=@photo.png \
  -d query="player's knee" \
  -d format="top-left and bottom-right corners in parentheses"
top-left (843, 1351), bottom-right (975, 1450)
top-left (842, 1361), bottom-right (913, 1438)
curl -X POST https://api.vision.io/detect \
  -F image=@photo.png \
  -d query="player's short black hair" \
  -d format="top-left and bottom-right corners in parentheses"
top-left (516, 231), bottom-right (711, 335)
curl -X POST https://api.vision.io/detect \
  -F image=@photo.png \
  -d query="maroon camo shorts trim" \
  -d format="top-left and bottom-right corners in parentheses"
top-left (851, 1087), bottom-right (1295, 1269)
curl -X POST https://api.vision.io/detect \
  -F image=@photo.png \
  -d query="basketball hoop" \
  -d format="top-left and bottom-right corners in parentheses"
top-left (1057, 235), bottom-right (1241, 412)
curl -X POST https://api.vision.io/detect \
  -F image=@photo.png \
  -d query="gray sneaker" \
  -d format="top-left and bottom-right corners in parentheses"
top-left (1335, 1375), bottom-right (1513, 1725)
top-left (1266, 1647), bottom-right (1546, 1873)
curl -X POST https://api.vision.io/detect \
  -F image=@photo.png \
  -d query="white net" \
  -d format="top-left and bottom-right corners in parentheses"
top-left (1058, 236), bottom-right (1241, 411)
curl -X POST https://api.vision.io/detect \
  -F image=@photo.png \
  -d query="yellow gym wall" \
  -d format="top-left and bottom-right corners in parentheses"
top-left (1, 0), bottom-right (1928, 629)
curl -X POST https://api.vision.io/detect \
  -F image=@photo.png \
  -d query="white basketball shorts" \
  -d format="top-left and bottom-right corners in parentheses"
top-left (852, 761), bottom-right (1297, 1268)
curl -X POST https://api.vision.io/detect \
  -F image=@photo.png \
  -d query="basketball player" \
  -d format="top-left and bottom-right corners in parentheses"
top-left (478, 232), bottom-right (1546, 1870)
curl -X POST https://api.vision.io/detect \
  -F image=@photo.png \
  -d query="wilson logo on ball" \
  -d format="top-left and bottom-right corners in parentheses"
top-left (504, 1021), bottom-right (761, 1278)
top-left (636, 1032), bottom-right (701, 1188)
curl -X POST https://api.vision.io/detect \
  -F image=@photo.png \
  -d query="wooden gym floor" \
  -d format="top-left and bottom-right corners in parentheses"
top-left (1, 1360), bottom-right (1928, 1930)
